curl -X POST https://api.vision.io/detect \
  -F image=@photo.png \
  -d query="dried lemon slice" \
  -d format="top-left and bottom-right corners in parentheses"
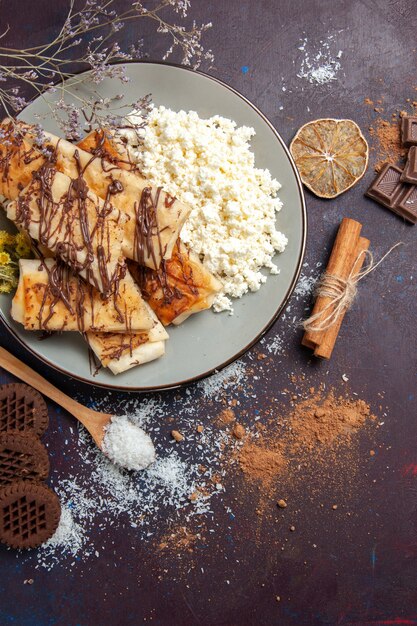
top-left (290, 118), bottom-right (369, 198)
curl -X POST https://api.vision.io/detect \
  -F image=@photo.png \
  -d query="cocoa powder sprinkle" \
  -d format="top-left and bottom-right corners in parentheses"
top-left (236, 389), bottom-right (374, 492)
top-left (369, 117), bottom-right (407, 171)
top-left (239, 442), bottom-right (286, 483)
top-left (288, 390), bottom-right (372, 453)
top-left (217, 408), bottom-right (235, 425)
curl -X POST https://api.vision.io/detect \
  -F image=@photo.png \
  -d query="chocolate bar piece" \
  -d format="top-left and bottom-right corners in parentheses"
top-left (401, 146), bottom-right (417, 184)
top-left (365, 163), bottom-right (416, 224)
top-left (401, 116), bottom-right (417, 147)
top-left (365, 163), bottom-right (407, 208)
top-left (396, 185), bottom-right (417, 224)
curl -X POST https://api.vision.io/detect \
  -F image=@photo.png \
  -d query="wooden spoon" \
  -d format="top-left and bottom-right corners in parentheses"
top-left (0, 346), bottom-right (112, 449)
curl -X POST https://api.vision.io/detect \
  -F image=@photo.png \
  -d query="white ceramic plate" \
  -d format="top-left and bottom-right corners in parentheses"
top-left (0, 62), bottom-right (306, 391)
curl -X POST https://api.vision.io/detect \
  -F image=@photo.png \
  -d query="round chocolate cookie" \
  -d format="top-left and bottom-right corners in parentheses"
top-left (0, 481), bottom-right (61, 549)
top-left (0, 384), bottom-right (48, 436)
top-left (0, 432), bottom-right (50, 486)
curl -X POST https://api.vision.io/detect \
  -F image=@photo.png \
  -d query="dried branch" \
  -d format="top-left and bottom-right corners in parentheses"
top-left (0, 0), bottom-right (213, 138)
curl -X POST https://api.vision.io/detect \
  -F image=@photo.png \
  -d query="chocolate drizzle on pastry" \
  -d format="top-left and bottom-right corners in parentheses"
top-left (13, 145), bottom-right (125, 298)
top-left (87, 331), bottom-right (148, 364)
top-left (128, 241), bottom-right (204, 325)
top-left (35, 258), bottom-right (130, 332)
top-left (134, 186), bottom-right (166, 269)
top-left (37, 260), bottom-right (87, 332)
top-left (0, 121), bottom-right (47, 198)
top-left (81, 128), bottom-right (138, 173)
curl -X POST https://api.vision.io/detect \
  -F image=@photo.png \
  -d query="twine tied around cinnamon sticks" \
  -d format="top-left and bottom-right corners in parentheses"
top-left (302, 217), bottom-right (403, 359)
top-left (303, 245), bottom-right (402, 333)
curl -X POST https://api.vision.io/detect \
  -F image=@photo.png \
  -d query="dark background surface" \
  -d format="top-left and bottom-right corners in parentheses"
top-left (1, 1), bottom-right (417, 624)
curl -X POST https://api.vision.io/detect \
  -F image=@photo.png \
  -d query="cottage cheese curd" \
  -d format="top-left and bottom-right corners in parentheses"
top-left (124, 107), bottom-right (288, 312)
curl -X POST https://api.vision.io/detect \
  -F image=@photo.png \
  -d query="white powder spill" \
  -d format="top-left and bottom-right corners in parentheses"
top-left (29, 361), bottom-right (248, 571)
top-left (297, 34), bottom-right (343, 85)
top-left (294, 262), bottom-right (322, 298)
top-left (197, 360), bottom-right (247, 398)
top-left (263, 331), bottom-right (285, 356)
top-left (103, 416), bottom-right (156, 471)
top-left (294, 273), bottom-right (317, 298)
top-left (39, 507), bottom-right (86, 561)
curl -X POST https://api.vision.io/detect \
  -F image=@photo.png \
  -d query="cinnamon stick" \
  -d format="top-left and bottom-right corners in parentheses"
top-left (302, 218), bottom-right (362, 350)
top-left (313, 236), bottom-right (370, 359)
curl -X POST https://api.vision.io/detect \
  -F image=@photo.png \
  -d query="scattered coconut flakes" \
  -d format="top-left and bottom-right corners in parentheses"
top-left (297, 34), bottom-right (343, 85)
top-left (36, 507), bottom-right (87, 570)
top-left (263, 331), bottom-right (285, 356)
top-left (27, 365), bottom-right (250, 572)
top-left (294, 263), bottom-right (322, 298)
top-left (145, 454), bottom-right (196, 509)
top-left (197, 360), bottom-right (247, 398)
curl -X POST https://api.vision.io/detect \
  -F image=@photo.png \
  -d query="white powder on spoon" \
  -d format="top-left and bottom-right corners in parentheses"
top-left (102, 416), bottom-right (156, 471)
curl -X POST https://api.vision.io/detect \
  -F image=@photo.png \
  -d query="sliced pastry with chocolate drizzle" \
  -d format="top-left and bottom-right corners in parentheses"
top-left (29, 126), bottom-right (191, 269)
top-left (12, 259), bottom-right (154, 333)
top-left (128, 242), bottom-right (222, 326)
top-left (77, 128), bottom-right (141, 174)
top-left (7, 166), bottom-right (127, 296)
top-left (85, 305), bottom-right (169, 374)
